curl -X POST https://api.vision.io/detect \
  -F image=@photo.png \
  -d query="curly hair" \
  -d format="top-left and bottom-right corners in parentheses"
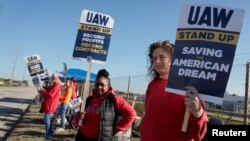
top-left (147, 40), bottom-right (174, 79)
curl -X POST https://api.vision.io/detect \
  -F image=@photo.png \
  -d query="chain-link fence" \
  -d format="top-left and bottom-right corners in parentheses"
top-left (111, 61), bottom-right (250, 125)
top-left (207, 61), bottom-right (250, 125)
top-left (111, 74), bottom-right (149, 117)
top-left (111, 74), bottom-right (149, 100)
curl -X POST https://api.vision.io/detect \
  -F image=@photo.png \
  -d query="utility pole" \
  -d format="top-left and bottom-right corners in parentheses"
top-left (63, 62), bottom-right (67, 84)
top-left (10, 47), bottom-right (19, 86)
top-left (22, 63), bottom-right (26, 81)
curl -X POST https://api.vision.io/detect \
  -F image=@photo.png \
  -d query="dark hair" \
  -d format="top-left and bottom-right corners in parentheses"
top-left (71, 77), bottom-right (77, 82)
top-left (147, 40), bottom-right (174, 79)
top-left (96, 69), bottom-right (110, 80)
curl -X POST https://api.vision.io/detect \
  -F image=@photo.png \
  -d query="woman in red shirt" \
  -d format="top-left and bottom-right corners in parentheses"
top-left (75, 69), bottom-right (136, 141)
top-left (140, 40), bottom-right (208, 141)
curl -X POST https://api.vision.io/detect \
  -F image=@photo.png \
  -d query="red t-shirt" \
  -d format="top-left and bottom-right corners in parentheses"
top-left (140, 78), bottom-right (207, 141)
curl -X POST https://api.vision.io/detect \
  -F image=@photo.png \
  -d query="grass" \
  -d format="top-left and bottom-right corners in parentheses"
top-left (6, 101), bottom-right (141, 141)
top-left (6, 104), bottom-right (77, 141)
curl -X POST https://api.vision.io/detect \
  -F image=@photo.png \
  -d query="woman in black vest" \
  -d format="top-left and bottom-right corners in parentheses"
top-left (75, 69), bottom-right (136, 141)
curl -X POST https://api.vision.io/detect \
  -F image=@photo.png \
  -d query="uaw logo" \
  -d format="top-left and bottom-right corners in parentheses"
top-left (69, 97), bottom-right (82, 111)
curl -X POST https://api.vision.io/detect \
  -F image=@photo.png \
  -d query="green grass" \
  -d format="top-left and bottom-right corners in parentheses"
top-left (127, 100), bottom-right (145, 117)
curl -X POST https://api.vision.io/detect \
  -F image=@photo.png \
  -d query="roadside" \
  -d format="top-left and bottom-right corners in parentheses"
top-left (0, 87), bottom-right (37, 141)
top-left (6, 98), bottom-right (140, 141)
top-left (6, 102), bottom-right (77, 141)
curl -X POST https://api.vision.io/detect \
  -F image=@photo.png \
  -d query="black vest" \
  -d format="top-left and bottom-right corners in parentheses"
top-left (86, 94), bottom-right (118, 141)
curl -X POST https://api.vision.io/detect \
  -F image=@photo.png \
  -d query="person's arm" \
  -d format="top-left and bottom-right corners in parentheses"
top-left (113, 95), bottom-right (136, 134)
top-left (72, 111), bottom-right (83, 128)
top-left (40, 88), bottom-right (49, 98)
top-left (184, 86), bottom-right (208, 140)
top-left (188, 102), bottom-right (208, 140)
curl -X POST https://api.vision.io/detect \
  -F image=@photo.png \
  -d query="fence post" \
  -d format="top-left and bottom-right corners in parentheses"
top-left (244, 62), bottom-right (250, 125)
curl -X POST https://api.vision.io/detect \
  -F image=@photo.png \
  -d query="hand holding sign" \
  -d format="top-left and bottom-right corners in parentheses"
top-left (184, 86), bottom-right (203, 118)
top-left (182, 86), bottom-right (204, 132)
top-left (79, 112), bottom-right (85, 120)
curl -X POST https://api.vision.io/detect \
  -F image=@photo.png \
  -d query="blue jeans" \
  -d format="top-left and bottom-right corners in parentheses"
top-left (59, 103), bottom-right (69, 128)
top-left (44, 113), bottom-right (54, 136)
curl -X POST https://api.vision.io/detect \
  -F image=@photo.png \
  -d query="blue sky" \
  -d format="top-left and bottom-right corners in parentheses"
top-left (0, 0), bottom-right (249, 84)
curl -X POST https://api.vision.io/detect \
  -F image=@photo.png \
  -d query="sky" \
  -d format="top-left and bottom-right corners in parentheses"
top-left (0, 0), bottom-right (250, 95)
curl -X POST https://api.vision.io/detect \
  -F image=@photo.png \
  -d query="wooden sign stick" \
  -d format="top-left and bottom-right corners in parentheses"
top-left (181, 107), bottom-right (190, 132)
top-left (78, 61), bottom-right (92, 126)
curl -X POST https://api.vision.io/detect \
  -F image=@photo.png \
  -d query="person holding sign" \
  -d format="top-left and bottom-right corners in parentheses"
top-left (139, 40), bottom-right (208, 141)
top-left (38, 74), bottom-right (62, 139)
top-left (74, 69), bottom-right (136, 141)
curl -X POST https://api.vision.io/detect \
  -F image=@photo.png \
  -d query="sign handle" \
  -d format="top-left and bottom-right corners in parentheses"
top-left (131, 96), bottom-right (137, 108)
top-left (37, 74), bottom-right (42, 89)
top-left (181, 107), bottom-right (190, 132)
top-left (78, 61), bottom-right (92, 126)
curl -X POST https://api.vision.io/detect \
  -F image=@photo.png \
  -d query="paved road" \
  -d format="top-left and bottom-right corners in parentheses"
top-left (0, 87), bottom-right (37, 141)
